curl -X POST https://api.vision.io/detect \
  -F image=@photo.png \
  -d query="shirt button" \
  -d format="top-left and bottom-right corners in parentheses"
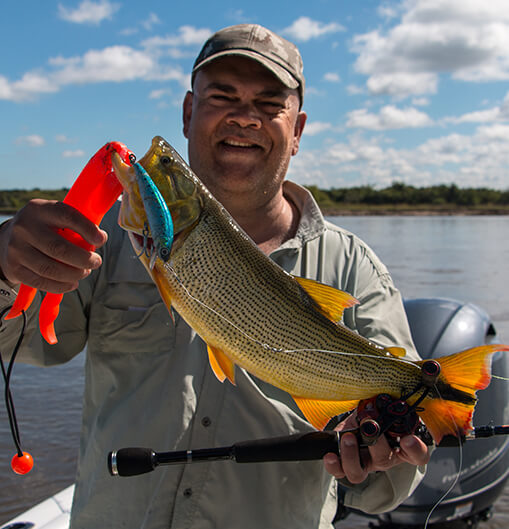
top-left (201, 416), bottom-right (211, 427)
top-left (183, 488), bottom-right (193, 498)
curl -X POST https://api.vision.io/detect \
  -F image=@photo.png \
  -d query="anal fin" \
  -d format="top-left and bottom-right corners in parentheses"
top-left (293, 396), bottom-right (359, 430)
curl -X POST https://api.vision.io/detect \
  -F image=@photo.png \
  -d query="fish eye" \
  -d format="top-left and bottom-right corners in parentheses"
top-left (160, 156), bottom-right (171, 165)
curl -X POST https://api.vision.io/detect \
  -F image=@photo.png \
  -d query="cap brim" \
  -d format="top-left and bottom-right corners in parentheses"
top-left (192, 49), bottom-right (299, 91)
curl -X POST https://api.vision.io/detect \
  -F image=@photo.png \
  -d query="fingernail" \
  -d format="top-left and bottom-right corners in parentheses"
top-left (323, 453), bottom-right (337, 465)
top-left (401, 436), bottom-right (416, 449)
top-left (343, 433), bottom-right (356, 447)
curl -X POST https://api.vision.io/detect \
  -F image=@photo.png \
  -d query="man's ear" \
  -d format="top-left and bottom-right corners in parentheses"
top-left (292, 111), bottom-right (307, 156)
top-left (182, 91), bottom-right (193, 139)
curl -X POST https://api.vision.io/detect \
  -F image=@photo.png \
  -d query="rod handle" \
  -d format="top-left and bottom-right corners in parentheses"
top-left (233, 431), bottom-right (339, 463)
top-left (108, 447), bottom-right (157, 476)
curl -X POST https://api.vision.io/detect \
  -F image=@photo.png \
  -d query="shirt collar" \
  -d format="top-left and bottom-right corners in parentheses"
top-left (271, 180), bottom-right (325, 255)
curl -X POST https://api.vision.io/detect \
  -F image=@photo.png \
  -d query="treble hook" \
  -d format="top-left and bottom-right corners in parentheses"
top-left (136, 222), bottom-right (152, 260)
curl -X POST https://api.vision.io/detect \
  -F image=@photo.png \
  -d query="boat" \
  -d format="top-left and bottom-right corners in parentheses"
top-left (0, 485), bottom-right (73, 529)
top-left (2, 298), bottom-right (508, 529)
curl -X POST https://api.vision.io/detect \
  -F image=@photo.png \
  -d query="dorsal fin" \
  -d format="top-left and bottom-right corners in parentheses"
top-left (293, 276), bottom-right (359, 322)
top-left (385, 346), bottom-right (407, 358)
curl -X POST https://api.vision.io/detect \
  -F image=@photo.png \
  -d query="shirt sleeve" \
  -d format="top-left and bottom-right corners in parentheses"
top-left (341, 461), bottom-right (427, 514)
top-left (341, 232), bottom-right (420, 361)
top-left (0, 276), bottom-right (91, 367)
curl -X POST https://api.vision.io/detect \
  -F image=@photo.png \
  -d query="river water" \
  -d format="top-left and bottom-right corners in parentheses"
top-left (0, 215), bottom-right (508, 527)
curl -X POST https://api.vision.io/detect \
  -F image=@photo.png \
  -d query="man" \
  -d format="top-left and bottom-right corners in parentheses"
top-left (0, 24), bottom-right (429, 528)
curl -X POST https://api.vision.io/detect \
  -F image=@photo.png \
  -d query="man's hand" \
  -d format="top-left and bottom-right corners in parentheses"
top-left (0, 199), bottom-right (107, 293)
top-left (323, 411), bottom-right (430, 484)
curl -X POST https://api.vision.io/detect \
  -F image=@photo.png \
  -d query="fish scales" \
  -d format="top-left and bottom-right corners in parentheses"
top-left (155, 187), bottom-right (421, 401)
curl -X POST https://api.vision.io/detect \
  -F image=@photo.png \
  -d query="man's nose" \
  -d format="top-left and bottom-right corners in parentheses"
top-left (225, 103), bottom-right (262, 128)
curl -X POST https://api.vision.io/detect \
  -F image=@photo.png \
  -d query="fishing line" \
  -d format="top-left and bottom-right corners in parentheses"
top-left (422, 383), bottom-right (464, 529)
top-left (162, 262), bottom-right (422, 370)
top-left (0, 305), bottom-right (34, 474)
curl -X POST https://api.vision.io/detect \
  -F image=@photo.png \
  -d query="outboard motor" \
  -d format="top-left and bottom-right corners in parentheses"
top-left (373, 298), bottom-right (509, 528)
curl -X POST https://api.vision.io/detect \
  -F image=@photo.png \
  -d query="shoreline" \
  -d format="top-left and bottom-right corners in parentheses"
top-left (322, 207), bottom-right (509, 216)
top-left (2, 206), bottom-right (509, 217)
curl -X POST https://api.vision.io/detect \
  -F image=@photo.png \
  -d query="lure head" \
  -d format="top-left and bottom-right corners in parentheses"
top-left (112, 136), bottom-right (202, 258)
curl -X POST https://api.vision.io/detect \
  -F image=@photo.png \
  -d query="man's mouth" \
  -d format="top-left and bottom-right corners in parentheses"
top-left (220, 138), bottom-right (262, 150)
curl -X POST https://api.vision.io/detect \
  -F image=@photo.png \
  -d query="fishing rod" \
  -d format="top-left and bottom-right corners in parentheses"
top-left (108, 424), bottom-right (509, 477)
top-left (108, 389), bottom-right (509, 478)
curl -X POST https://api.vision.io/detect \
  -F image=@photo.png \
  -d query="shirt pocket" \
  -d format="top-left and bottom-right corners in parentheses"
top-left (90, 285), bottom-right (176, 354)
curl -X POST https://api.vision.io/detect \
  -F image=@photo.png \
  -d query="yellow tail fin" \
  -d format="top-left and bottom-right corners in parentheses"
top-left (417, 344), bottom-right (509, 443)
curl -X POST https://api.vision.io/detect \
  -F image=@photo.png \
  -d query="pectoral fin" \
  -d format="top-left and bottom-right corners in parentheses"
top-left (293, 396), bottom-right (359, 430)
top-left (207, 344), bottom-right (236, 385)
top-left (150, 264), bottom-right (175, 323)
top-left (293, 276), bottom-right (359, 322)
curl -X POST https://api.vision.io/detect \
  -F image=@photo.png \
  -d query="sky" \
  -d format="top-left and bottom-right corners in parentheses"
top-left (2, 0), bottom-right (509, 190)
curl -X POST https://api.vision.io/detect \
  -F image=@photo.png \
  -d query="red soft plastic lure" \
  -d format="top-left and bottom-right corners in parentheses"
top-left (5, 141), bottom-right (133, 344)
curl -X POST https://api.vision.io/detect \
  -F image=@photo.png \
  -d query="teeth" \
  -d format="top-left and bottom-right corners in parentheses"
top-left (224, 139), bottom-right (255, 148)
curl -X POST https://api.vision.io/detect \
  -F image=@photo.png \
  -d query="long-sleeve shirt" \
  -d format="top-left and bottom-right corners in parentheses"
top-left (0, 181), bottom-right (425, 528)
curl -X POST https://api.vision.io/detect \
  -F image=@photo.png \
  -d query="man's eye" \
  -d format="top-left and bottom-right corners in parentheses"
top-left (210, 94), bottom-right (232, 102)
top-left (260, 101), bottom-right (284, 112)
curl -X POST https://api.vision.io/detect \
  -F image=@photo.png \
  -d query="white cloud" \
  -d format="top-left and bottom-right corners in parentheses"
top-left (55, 134), bottom-right (73, 143)
top-left (141, 13), bottom-right (161, 31)
top-left (16, 135), bottom-right (45, 147)
top-left (346, 84), bottom-right (365, 96)
top-left (351, 0), bottom-right (509, 98)
top-left (50, 46), bottom-right (158, 84)
top-left (142, 26), bottom-right (212, 49)
top-left (289, 122), bottom-right (509, 189)
top-left (58, 0), bottom-right (119, 25)
top-left (366, 72), bottom-right (437, 99)
top-left (323, 72), bottom-right (341, 83)
top-left (0, 72), bottom-right (58, 102)
top-left (346, 105), bottom-right (433, 130)
top-left (304, 121), bottom-right (333, 136)
top-left (412, 97), bottom-right (430, 106)
top-left (282, 17), bottom-right (345, 42)
top-left (62, 149), bottom-right (85, 158)
top-left (445, 91), bottom-right (509, 123)
top-left (149, 88), bottom-right (171, 100)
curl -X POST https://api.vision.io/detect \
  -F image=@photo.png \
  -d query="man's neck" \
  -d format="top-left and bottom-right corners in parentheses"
top-left (227, 189), bottom-right (300, 255)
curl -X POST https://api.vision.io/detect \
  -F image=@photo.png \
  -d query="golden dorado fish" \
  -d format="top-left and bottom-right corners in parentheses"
top-left (112, 136), bottom-right (509, 444)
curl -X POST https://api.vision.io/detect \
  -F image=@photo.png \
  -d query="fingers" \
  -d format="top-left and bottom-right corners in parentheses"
top-left (323, 431), bottom-right (431, 484)
top-left (398, 435), bottom-right (430, 466)
top-left (0, 199), bottom-right (108, 293)
top-left (324, 432), bottom-right (369, 484)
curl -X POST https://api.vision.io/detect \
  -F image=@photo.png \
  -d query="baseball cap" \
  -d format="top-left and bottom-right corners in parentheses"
top-left (192, 24), bottom-right (305, 107)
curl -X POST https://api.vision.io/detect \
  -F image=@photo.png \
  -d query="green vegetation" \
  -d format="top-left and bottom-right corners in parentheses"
top-left (1, 183), bottom-right (509, 216)
top-left (0, 189), bottom-right (69, 214)
top-left (305, 182), bottom-right (509, 215)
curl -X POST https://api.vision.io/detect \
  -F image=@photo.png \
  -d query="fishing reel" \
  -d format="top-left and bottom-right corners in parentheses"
top-left (356, 393), bottom-right (434, 447)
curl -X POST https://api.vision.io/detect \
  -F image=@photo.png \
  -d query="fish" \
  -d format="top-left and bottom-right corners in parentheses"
top-left (111, 136), bottom-right (509, 444)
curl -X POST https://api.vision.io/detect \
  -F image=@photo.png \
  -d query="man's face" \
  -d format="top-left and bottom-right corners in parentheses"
top-left (183, 56), bottom-right (306, 206)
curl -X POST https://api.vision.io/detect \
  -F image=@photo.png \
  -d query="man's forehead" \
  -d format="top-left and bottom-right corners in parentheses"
top-left (195, 56), bottom-right (296, 96)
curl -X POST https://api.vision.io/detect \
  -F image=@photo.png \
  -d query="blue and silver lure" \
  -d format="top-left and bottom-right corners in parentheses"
top-left (130, 155), bottom-right (174, 269)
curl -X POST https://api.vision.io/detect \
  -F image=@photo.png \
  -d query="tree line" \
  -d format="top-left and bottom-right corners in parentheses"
top-left (1, 183), bottom-right (509, 215)
top-left (0, 188), bottom-right (69, 214)
top-left (305, 182), bottom-right (509, 212)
